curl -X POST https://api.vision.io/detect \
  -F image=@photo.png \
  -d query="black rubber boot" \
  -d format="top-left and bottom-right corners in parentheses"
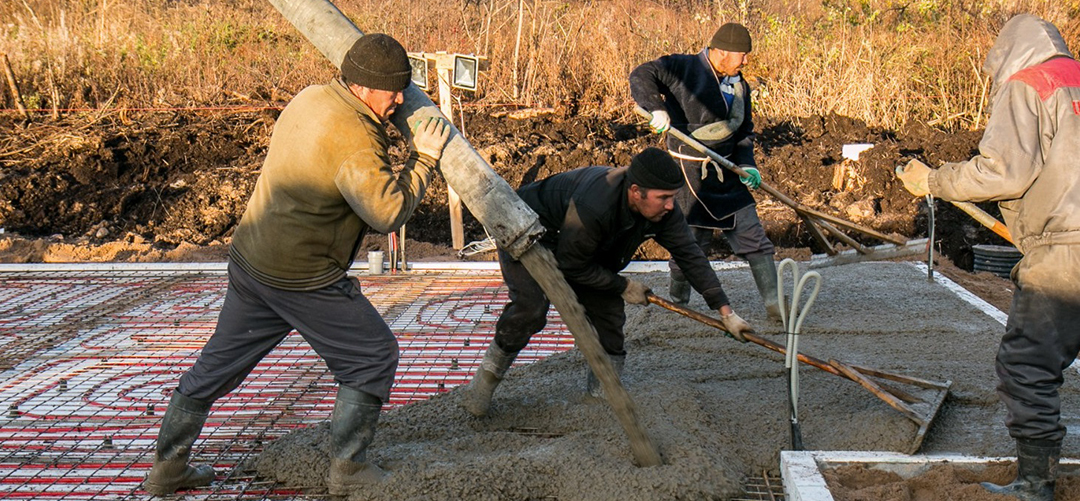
top-left (668, 275), bottom-right (691, 305)
top-left (586, 354), bottom-right (626, 398)
top-left (459, 343), bottom-right (518, 417)
top-left (747, 254), bottom-right (781, 320)
top-left (142, 392), bottom-right (216, 495)
top-left (981, 438), bottom-right (1059, 501)
top-left (326, 386), bottom-right (387, 496)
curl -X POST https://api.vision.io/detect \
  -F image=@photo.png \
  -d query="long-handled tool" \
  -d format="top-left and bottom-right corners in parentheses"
top-left (633, 106), bottom-right (931, 268)
top-left (646, 293), bottom-right (951, 454)
top-left (272, 0), bottom-right (661, 467)
top-left (777, 259), bottom-right (822, 450)
top-left (950, 200), bottom-right (1014, 245)
top-left (926, 194), bottom-right (935, 280)
top-left (897, 160), bottom-right (1015, 246)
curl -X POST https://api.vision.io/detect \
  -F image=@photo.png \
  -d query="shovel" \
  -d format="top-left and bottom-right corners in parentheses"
top-left (634, 106), bottom-right (931, 268)
top-left (645, 292), bottom-right (951, 454)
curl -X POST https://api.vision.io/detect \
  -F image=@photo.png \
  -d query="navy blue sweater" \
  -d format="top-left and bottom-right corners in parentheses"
top-left (630, 50), bottom-right (756, 224)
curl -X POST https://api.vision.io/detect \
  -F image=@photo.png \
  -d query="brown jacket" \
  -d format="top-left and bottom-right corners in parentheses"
top-left (231, 79), bottom-right (437, 290)
top-left (929, 15), bottom-right (1080, 258)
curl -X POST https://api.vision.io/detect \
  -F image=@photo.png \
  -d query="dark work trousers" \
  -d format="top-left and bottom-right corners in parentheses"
top-left (669, 204), bottom-right (775, 280)
top-left (494, 249), bottom-right (627, 356)
top-left (177, 262), bottom-right (399, 403)
top-left (996, 245), bottom-right (1080, 443)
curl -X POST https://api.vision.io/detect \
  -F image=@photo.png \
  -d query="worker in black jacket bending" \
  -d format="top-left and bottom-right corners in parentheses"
top-left (460, 147), bottom-right (754, 416)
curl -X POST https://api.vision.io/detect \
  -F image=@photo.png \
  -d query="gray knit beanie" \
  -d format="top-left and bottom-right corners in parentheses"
top-left (341, 34), bottom-right (411, 91)
top-left (628, 148), bottom-right (684, 190)
top-left (709, 23), bottom-right (752, 53)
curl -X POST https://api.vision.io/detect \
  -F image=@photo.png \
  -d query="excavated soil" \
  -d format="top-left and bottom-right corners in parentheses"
top-left (825, 462), bottom-right (1080, 500)
top-left (0, 109), bottom-right (1005, 267)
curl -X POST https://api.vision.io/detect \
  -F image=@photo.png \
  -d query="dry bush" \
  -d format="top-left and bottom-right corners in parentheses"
top-left (0, 0), bottom-right (1078, 129)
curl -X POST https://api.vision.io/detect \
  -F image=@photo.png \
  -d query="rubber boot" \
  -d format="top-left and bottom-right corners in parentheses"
top-left (142, 392), bottom-right (216, 495)
top-left (459, 343), bottom-right (518, 417)
top-left (326, 386), bottom-right (388, 496)
top-left (747, 254), bottom-right (781, 321)
top-left (586, 354), bottom-right (626, 398)
top-left (980, 438), bottom-right (1059, 501)
top-left (669, 275), bottom-right (691, 305)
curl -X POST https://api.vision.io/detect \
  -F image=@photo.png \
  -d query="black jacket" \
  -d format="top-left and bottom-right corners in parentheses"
top-left (630, 50), bottom-right (756, 225)
top-left (517, 165), bottom-right (730, 308)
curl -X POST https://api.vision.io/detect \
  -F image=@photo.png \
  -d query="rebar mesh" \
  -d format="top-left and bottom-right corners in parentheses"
top-left (0, 269), bottom-right (572, 500)
top-left (0, 267), bottom-right (786, 500)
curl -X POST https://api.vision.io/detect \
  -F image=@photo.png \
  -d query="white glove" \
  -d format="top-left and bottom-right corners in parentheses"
top-left (648, 110), bottom-right (670, 134)
top-left (718, 310), bottom-right (754, 342)
top-left (412, 116), bottom-right (452, 160)
top-left (621, 279), bottom-right (651, 305)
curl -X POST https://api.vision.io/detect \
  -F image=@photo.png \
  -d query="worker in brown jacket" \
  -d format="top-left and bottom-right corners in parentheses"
top-left (142, 34), bottom-right (451, 496)
top-left (897, 14), bottom-right (1080, 501)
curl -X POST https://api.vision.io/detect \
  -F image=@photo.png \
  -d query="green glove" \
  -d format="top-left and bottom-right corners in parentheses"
top-left (740, 166), bottom-right (761, 190)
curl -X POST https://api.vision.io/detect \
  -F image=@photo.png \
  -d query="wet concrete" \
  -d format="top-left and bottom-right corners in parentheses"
top-left (254, 262), bottom-right (1080, 499)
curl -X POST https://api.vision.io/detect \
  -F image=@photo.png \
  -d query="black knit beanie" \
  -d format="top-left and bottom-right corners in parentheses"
top-left (628, 148), bottom-right (684, 190)
top-left (709, 23), bottom-right (752, 53)
top-left (341, 34), bottom-right (411, 91)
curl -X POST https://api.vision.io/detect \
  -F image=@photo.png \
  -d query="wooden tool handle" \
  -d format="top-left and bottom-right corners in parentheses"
top-left (645, 294), bottom-right (846, 379)
top-left (949, 201), bottom-right (1015, 245)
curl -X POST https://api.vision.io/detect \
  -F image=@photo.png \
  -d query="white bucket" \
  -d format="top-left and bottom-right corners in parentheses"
top-left (368, 251), bottom-right (384, 274)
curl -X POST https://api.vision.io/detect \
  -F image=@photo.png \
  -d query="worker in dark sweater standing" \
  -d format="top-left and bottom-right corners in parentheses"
top-left (630, 23), bottom-right (779, 320)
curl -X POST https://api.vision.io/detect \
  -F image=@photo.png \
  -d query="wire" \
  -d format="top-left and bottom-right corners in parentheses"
top-left (458, 235), bottom-right (497, 258)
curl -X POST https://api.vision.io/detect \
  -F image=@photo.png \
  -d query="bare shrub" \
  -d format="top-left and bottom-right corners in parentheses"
top-left (1, 0), bottom-right (1077, 129)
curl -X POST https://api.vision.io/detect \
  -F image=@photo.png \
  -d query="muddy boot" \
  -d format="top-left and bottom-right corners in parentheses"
top-left (586, 354), bottom-right (626, 398)
top-left (459, 343), bottom-right (518, 417)
top-left (669, 274), bottom-right (691, 305)
top-left (980, 438), bottom-right (1059, 501)
top-left (747, 254), bottom-right (781, 321)
top-left (142, 392), bottom-right (216, 495)
top-left (326, 386), bottom-right (387, 496)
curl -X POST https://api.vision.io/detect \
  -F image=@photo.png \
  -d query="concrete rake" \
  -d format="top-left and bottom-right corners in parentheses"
top-left (633, 106), bottom-right (932, 269)
top-left (647, 293), bottom-right (951, 454)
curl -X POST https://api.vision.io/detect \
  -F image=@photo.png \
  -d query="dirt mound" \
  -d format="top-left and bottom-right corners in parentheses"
top-left (755, 114), bottom-right (996, 261)
top-left (0, 110), bottom-right (1006, 267)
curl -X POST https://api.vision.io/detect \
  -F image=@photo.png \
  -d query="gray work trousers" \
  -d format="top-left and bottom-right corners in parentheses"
top-left (177, 262), bottom-right (399, 403)
top-left (997, 244), bottom-right (1080, 442)
top-left (493, 249), bottom-right (627, 356)
top-left (669, 204), bottom-right (775, 279)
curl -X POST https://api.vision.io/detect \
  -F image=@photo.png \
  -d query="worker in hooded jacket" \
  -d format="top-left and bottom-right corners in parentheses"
top-left (141, 34), bottom-right (451, 496)
top-left (897, 14), bottom-right (1080, 500)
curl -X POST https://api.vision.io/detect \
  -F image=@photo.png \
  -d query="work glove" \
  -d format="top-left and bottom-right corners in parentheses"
top-left (621, 279), bottom-right (651, 305)
top-left (740, 166), bottom-right (762, 190)
top-left (412, 116), bottom-right (452, 161)
top-left (895, 159), bottom-right (932, 197)
top-left (648, 110), bottom-right (671, 134)
top-left (717, 310), bottom-right (754, 342)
